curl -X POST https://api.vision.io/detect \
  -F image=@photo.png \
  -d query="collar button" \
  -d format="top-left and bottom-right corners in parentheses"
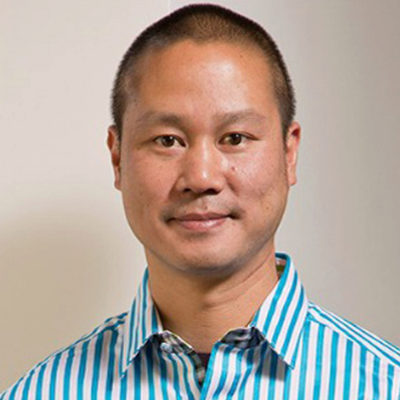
top-left (160, 342), bottom-right (174, 353)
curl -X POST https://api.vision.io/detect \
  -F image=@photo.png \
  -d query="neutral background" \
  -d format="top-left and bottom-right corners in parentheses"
top-left (1, 0), bottom-right (399, 390)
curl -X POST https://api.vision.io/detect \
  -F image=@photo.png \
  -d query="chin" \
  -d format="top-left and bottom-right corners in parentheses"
top-left (169, 250), bottom-right (245, 277)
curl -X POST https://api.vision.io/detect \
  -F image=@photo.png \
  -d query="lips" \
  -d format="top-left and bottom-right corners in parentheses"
top-left (170, 212), bottom-right (231, 232)
top-left (175, 212), bottom-right (229, 221)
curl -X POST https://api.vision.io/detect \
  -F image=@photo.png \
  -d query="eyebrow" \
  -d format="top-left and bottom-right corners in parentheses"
top-left (215, 110), bottom-right (268, 129)
top-left (134, 109), bottom-right (267, 131)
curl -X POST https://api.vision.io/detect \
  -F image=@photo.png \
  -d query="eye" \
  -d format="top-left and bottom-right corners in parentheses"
top-left (221, 133), bottom-right (246, 146)
top-left (154, 135), bottom-right (183, 148)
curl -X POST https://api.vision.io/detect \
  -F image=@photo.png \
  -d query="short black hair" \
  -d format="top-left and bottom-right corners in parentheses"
top-left (111, 3), bottom-right (296, 140)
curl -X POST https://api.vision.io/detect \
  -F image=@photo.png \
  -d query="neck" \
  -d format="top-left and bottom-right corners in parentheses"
top-left (147, 248), bottom-right (279, 353)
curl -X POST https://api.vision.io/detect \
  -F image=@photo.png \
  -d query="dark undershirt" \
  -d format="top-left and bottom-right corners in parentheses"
top-left (197, 352), bottom-right (211, 369)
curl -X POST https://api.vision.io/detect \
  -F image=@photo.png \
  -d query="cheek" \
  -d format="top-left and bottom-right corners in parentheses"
top-left (233, 151), bottom-right (283, 196)
top-left (121, 155), bottom-right (173, 214)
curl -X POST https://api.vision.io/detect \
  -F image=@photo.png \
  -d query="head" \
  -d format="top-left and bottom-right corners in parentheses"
top-left (107, 4), bottom-right (301, 278)
top-left (111, 4), bottom-right (296, 143)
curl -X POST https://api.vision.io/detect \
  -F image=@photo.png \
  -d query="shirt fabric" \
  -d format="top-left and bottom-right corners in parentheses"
top-left (2, 253), bottom-right (400, 399)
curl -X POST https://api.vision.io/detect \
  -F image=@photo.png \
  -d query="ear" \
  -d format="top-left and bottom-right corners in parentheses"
top-left (284, 121), bottom-right (301, 186)
top-left (107, 125), bottom-right (122, 190)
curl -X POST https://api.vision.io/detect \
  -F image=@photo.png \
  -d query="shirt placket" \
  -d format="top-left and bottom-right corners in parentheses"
top-left (158, 331), bottom-right (207, 397)
top-left (199, 327), bottom-right (264, 399)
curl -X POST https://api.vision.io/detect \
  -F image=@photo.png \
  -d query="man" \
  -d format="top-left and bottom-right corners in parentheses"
top-left (2, 4), bottom-right (399, 399)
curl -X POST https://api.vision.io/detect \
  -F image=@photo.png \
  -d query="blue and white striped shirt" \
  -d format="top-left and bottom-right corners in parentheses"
top-left (2, 253), bottom-right (400, 399)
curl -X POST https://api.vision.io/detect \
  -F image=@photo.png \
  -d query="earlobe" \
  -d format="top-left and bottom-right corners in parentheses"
top-left (107, 125), bottom-right (122, 190)
top-left (285, 121), bottom-right (301, 186)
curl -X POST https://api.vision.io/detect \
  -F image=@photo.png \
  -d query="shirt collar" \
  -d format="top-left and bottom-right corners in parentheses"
top-left (119, 269), bottom-right (163, 378)
top-left (249, 252), bottom-right (309, 369)
top-left (119, 252), bottom-right (308, 377)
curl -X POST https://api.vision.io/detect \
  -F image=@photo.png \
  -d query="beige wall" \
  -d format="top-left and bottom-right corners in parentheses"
top-left (1, 0), bottom-right (399, 390)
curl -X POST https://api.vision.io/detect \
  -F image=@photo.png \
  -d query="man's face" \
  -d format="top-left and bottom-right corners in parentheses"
top-left (108, 40), bottom-right (300, 276)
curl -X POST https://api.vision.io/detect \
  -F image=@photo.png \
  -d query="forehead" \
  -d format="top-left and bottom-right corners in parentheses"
top-left (122, 39), bottom-right (279, 129)
top-left (130, 39), bottom-right (274, 95)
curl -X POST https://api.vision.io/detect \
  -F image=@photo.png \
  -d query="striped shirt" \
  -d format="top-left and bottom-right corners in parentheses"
top-left (2, 253), bottom-right (400, 399)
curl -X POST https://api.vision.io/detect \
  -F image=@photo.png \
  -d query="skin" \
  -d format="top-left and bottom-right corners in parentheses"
top-left (107, 39), bottom-right (301, 352)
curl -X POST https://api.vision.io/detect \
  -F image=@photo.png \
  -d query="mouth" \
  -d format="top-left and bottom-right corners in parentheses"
top-left (169, 212), bottom-right (232, 232)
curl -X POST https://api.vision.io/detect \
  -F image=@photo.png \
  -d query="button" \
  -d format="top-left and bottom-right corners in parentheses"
top-left (160, 342), bottom-right (174, 353)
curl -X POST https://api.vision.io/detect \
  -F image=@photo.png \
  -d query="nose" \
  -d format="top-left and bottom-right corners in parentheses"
top-left (175, 140), bottom-right (226, 195)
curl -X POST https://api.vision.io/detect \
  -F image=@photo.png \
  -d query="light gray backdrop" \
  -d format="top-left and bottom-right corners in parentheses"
top-left (1, 0), bottom-right (399, 390)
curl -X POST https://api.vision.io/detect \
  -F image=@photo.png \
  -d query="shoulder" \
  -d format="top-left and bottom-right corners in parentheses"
top-left (307, 301), bottom-right (400, 369)
top-left (0, 312), bottom-right (127, 400)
